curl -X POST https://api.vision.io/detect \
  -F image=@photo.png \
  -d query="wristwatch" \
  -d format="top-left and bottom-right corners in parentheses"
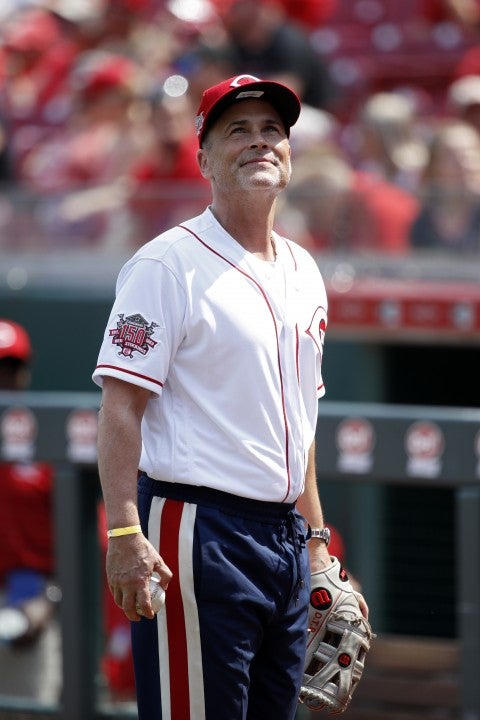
top-left (308, 526), bottom-right (331, 546)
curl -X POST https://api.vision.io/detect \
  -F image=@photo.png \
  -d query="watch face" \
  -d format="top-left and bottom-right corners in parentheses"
top-left (322, 528), bottom-right (331, 546)
top-left (310, 527), bottom-right (330, 545)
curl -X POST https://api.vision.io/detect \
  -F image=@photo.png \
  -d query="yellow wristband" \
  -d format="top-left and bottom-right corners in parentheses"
top-left (107, 524), bottom-right (142, 538)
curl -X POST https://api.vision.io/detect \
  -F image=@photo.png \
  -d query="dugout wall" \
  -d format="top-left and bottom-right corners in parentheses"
top-left (0, 393), bottom-right (478, 720)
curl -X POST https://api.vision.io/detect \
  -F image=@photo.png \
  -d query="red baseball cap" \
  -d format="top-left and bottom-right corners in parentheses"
top-left (73, 53), bottom-right (137, 100)
top-left (0, 320), bottom-right (32, 362)
top-left (195, 74), bottom-right (301, 146)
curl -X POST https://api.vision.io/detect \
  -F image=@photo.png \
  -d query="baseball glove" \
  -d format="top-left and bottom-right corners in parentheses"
top-left (299, 557), bottom-right (374, 714)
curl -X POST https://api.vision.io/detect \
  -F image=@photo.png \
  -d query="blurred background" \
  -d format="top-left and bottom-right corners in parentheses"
top-left (0, 0), bottom-right (479, 718)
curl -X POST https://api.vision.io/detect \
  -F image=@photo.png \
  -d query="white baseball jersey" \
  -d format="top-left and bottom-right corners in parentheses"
top-left (93, 208), bottom-right (327, 503)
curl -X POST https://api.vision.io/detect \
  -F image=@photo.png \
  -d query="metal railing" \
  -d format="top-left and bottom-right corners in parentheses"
top-left (0, 392), bottom-right (479, 720)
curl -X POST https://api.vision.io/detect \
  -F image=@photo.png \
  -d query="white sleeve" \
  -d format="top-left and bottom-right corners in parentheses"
top-left (92, 257), bottom-right (186, 395)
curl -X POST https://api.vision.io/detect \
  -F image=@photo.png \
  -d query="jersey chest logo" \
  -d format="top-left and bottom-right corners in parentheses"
top-left (109, 313), bottom-right (158, 358)
top-left (305, 306), bottom-right (327, 356)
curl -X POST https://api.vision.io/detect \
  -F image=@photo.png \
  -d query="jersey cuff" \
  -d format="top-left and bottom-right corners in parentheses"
top-left (92, 364), bottom-right (164, 396)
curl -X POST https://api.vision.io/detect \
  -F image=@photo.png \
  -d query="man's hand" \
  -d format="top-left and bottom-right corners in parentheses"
top-left (107, 532), bottom-right (172, 621)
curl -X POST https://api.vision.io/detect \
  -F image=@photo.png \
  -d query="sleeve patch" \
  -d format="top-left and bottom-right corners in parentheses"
top-left (108, 313), bottom-right (158, 358)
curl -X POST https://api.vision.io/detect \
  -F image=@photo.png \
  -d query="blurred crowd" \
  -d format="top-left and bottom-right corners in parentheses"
top-left (2, 0), bottom-right (480, 254)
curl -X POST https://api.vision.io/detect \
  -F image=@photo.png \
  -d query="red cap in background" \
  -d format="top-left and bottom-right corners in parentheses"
top-left (2, 9), bottom-right (60, 53)
top-left (0, 320), bottom-right (32, 362)
top-left (72, 52), bottom-right (138, 100)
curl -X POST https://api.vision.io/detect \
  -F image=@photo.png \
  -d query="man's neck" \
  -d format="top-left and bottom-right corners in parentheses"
top-left (210, 197), bottom-right (278, 261)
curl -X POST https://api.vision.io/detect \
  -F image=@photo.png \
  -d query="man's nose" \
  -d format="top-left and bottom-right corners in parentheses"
top-left (250, 129), bottom-right (268, 147)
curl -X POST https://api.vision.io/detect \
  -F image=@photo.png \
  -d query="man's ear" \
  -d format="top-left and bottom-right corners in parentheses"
top-left (197, 148), bottom-right (212, 179)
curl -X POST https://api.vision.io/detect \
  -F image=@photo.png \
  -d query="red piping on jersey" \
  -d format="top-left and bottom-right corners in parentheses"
top-left (95, 364), bottom-right (164, 387)
top-left (285, 240), bottom-right (302, 387)
top-left (178, 223), bottom-right (292, 502)
top-left (295, 325), bottom-right (300, 383)
top-left (283, 237), bottom-right (298, 272)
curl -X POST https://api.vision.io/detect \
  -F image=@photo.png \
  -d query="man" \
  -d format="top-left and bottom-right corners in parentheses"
top-left (93, 74), bottom-right (361, 720)
top-left (0, 319), bottom-right (60, 702)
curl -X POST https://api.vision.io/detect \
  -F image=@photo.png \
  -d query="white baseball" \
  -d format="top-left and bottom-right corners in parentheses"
top-left (149, 576), bottom-right (166, 613)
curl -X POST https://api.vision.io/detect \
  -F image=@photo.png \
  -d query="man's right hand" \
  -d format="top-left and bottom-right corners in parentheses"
top-left (106, 532), bottom-right (172, 620)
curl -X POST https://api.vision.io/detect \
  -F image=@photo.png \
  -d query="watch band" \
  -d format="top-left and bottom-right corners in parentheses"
top-left (308, 526), bottom-right (331, 546)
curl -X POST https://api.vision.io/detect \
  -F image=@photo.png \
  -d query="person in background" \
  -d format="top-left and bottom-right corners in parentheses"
top-left (349, 91), bottom-right (428, 193)
top-left (0, 7), bottom-right (79, 176)
top-left (209, 0), bottom-right (334, 109)
top-left (0, 319), bottom-right (61, 703)
top-left (278, 148), bottom-right (357, 251)
top-left (280, 145), bottom-right (419, 254)
top-left (276, 0), bottom-right (339, 31)
top-left (20, 50), bottom-right (146, 192)
top-left (0, 114), bottom-right (13, 182)
top-left (447, 74), bottom-right (480, 134)
top-left (410, 119), bottom-right (480, 252)
top-left (19, 50), bottom-right (148, 248)
top-left (126, 85), bottom-right (211, 245)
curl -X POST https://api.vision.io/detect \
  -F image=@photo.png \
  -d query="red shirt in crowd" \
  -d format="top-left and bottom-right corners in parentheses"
top-left (0, 462), bottom-right (54, 583)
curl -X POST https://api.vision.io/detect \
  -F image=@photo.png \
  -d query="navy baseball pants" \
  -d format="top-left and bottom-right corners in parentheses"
top-left (132, 473), bottom-right (310, 720)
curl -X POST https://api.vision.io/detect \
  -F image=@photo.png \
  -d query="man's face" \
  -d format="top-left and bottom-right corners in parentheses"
top-left (197, 99), bottom-right (292, 196)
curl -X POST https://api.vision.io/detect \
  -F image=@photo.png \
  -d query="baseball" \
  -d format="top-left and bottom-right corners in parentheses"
top-left (149, 576), bottom-right (166, 613)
